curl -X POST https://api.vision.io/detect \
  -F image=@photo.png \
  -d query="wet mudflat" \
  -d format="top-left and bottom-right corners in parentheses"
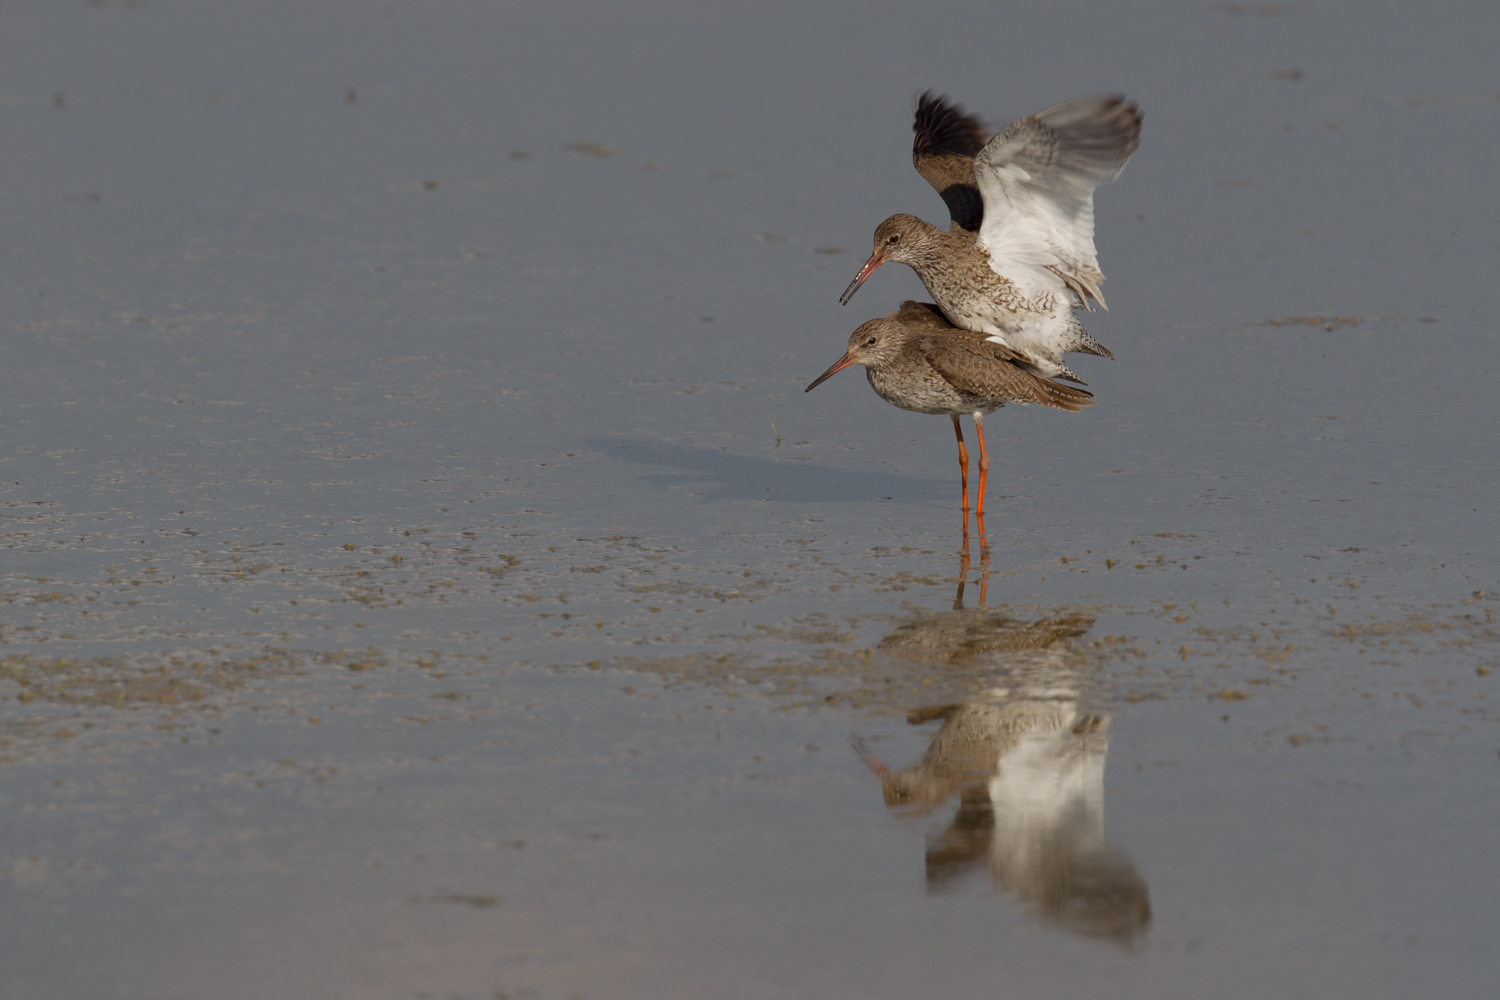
top-left (2, 1), bottom-right (1498, 997)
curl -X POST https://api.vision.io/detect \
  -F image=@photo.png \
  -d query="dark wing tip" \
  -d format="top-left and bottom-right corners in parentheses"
top-left (913, 91), bottom-right (989, 159)
top-left (1065, 93), bottom-right (1144, 162)
top-left (1020, 94), bottom-right (1144, 180)
top-left (1096, 94), bottom-right (1144, 160)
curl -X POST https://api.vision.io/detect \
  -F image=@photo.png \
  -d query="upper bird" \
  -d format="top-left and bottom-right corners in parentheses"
top-left (840, 92), bottom-right (1142, 383)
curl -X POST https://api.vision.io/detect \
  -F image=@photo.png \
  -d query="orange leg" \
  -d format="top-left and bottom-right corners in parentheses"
top-left (973, 413), bottom-right (991, 516)
top-left (951, 414), bottom-right (970, 512)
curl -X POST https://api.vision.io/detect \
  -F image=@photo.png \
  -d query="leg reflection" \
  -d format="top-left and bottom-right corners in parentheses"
top-left (955, 512), bottom-right (991, 611)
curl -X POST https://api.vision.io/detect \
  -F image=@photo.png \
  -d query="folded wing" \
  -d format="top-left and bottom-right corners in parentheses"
top-left (921, 333), bottom-right (1096, 412)
top-left (973, 95), bottom-right (1141, 310)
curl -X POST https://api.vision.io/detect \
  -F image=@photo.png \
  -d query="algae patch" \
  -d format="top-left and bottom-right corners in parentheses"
top-left (0, 651), bottom-right (298, 708)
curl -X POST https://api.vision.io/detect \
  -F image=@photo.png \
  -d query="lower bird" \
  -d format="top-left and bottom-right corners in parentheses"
top-left (805, 301), bottom-right (1093, 516)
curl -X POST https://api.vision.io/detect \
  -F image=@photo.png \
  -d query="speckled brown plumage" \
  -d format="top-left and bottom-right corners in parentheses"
top-left (842, 94), bottom-right (1142, 382)
top-left (860, 301), bottom-right (1095, 413)
top-left (804, 301), bottom-right (1093, 514)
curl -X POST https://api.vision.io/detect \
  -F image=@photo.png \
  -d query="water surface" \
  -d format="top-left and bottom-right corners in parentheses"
top-left (2, 1), bottom-right (1498, 997)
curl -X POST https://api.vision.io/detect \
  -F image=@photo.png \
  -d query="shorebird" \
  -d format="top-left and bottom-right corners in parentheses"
top-left (839, 92), bottom-right (1142, 383)
top-left (804, 301), bottom-right (1093, 515)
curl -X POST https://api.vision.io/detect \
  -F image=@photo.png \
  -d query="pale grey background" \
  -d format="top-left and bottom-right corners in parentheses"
top-left (2, 1), bottom-right (1497, 997)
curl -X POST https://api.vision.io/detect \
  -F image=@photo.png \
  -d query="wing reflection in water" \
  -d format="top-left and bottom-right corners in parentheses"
top-left (858, 518), bottom-right (1150, 945)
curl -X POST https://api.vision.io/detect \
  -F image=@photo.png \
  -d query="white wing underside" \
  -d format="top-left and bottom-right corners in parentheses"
top-left (973, 95), bottom-right (1140, 312)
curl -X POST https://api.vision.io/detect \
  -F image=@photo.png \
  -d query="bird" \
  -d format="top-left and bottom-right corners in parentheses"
top-left (839, 92), bottom-right (1142, 383)
top-left (804, 301), bottom-right (1093, 515)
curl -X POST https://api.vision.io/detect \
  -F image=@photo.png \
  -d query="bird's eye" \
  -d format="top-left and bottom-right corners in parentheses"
top-left (886, 233), bottom-right (899, 244)
top-left (865, 337), bottom-right (877, 346)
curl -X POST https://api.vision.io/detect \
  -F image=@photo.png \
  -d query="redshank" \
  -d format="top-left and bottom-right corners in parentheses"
top-left (804, 301), bottom-right (1093, 515)
top-left (840, 93), bottom-right (1142, 383)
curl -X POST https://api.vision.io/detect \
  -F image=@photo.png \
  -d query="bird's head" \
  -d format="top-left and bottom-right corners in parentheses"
top-left (804, 319), bottom-right (903, 392)
top-left (871, 213), bottom-right (933, 263)
top-left (838, 214), bottom-right (936, 306)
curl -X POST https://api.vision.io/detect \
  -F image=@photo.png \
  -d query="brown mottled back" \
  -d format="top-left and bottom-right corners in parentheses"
top-left (921, 335), bottom-right (1094, 412)
top-left (891, 299), bottom-right (952, 329)
top-left (885, 302), bottom-right (1096, 413)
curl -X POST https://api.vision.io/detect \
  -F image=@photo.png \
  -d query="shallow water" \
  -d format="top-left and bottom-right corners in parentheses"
top-left (3, 0), bottom-right (1498, 997)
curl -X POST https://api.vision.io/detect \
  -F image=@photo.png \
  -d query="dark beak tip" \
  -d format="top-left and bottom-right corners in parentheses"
top-left (805, 352), bottom-right (857, 393)
top-left (837, 253), bottom-right (884, 306)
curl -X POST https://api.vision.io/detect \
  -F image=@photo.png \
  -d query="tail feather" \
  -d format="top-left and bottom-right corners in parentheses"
top-left (1031, 375), bottom-right (1095, 412)
top-left (1072, 327), bottom-right (1115, 359)
top-left (1054, 363), bottom-right (1089, 385)
top-left (1061, 316), bottom-right (1115, 360)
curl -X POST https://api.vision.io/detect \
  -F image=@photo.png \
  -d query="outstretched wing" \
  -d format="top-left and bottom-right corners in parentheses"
top-left (972, 95), bottom-right (1141, 310)
top-left (921, 332), bottom-right (1096, 412)
top-left (912, 92), bottom-right (990, 233)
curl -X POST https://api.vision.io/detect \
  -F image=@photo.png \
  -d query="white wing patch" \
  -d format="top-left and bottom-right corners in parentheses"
top-left (973, 96), bottom-right (1140, 311)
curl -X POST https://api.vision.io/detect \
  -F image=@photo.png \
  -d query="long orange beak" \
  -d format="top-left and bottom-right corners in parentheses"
top-left (838, 253), bottom-right (886, 306)
top-left (804, 351), bottom-right (859, 392)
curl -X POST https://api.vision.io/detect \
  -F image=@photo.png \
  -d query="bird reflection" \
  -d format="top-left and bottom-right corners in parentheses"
top-left (857, 523), bottom-right (1150, 945)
